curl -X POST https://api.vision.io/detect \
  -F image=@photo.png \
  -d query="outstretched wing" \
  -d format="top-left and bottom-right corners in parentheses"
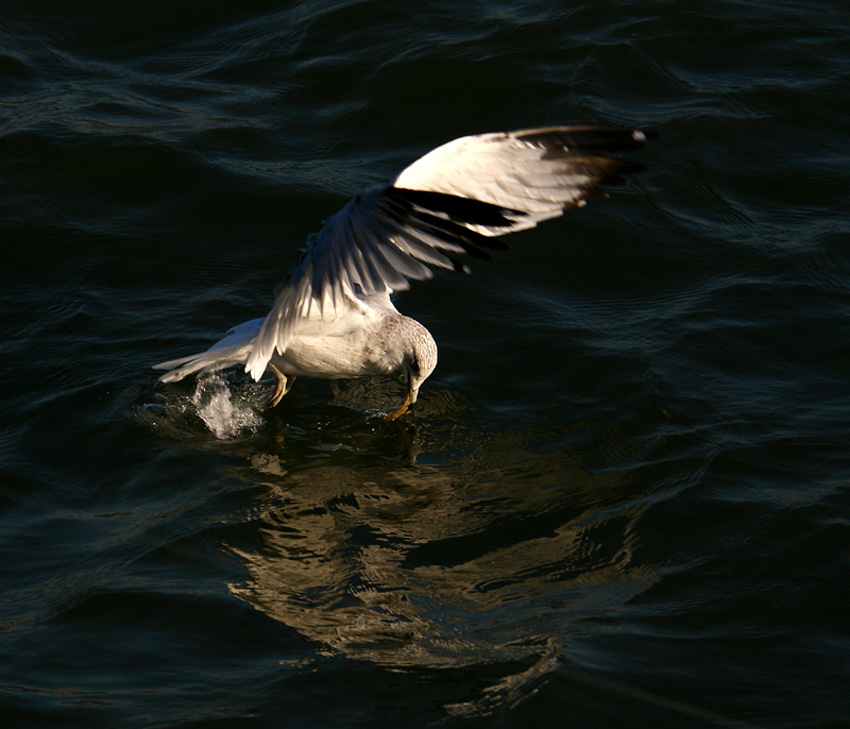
top-left (245, 126), bottom-right (651, 380)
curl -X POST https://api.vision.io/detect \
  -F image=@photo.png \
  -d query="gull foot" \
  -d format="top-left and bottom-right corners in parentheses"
top-left (267, 364), bottom-right (295, 408)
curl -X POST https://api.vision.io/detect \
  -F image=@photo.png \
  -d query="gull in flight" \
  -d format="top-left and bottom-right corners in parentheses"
top-left (154, 125), bottom-right (651, 420)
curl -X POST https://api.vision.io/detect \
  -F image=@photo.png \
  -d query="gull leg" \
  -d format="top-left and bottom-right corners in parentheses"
top-left (267, 363), bottom-right (295, 408)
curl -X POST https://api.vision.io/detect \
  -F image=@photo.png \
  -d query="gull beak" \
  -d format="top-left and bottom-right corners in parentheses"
top-left (385, 385), bottom-right (419, 422)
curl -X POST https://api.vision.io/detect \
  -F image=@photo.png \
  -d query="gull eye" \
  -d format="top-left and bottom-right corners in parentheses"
top-left (410, 359), bottom-right (420, 374)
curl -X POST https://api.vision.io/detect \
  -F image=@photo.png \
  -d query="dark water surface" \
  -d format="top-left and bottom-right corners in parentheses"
top-left (3, 1), bottom-right (849, 727)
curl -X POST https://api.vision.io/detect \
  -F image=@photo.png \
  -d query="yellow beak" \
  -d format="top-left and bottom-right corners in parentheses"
top-left (385, 390), bottom-right (412, 422)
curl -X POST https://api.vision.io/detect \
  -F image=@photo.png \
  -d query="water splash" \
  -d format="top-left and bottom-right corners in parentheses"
top-left (190, 372), bottom-right (263, 439)
top-left (132, 371), bottom-right (265, 440)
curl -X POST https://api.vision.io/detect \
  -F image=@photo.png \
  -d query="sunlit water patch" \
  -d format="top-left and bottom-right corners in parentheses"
top-left (202, 411), bottom-right (665, 718)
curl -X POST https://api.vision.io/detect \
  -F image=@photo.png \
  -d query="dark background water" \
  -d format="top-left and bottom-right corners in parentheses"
top-left (2, 1), bottom-right (849, 727)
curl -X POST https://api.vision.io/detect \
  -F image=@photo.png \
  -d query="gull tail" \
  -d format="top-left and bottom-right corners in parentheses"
top-left (153, 318), bottom-right (265, 383)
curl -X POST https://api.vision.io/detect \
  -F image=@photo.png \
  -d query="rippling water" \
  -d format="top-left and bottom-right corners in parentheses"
top-left (3, 2), bottom-right (850, 727)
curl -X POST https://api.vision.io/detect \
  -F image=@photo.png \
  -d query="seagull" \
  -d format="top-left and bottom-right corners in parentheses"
top-left (154, 125), bottom-right (651, 420)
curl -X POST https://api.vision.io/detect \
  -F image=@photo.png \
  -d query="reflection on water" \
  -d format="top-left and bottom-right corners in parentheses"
top-left (135, 373), bottom-right (666, 715)
top-left (220, 416), bottom-right (659, 716)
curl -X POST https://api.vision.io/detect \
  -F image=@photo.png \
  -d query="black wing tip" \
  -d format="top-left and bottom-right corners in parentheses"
top-left (449, 257), bottom-right (472, 274)
top-left (385, 186), bottom-right (526, 228)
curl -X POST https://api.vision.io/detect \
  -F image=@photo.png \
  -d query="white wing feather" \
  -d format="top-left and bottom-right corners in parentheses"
top-left (154, 318), bottom-right (264, 382)
top-left (238, 126), bottom-right (650, 380)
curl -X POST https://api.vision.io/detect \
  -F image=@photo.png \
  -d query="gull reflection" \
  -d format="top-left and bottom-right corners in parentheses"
top-left (225, 420), bottom-right (657, 714)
